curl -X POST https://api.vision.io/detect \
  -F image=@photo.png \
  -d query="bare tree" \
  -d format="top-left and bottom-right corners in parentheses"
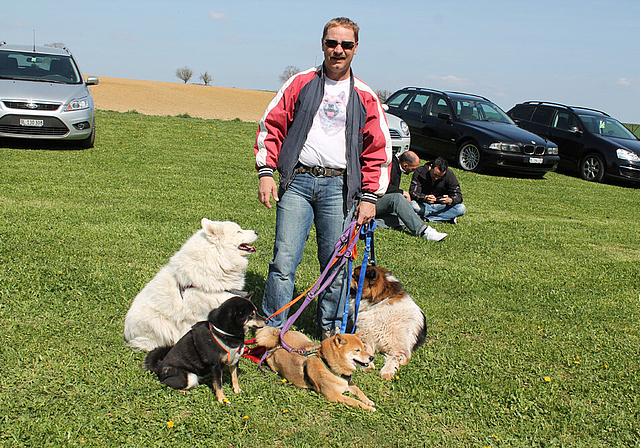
top-left (175, 66), bottom-right (193, 84)
top-left (200, 71), bottom-right (212, 86)
top-left (279, 65), bottom-right (300, 84)
top-left (376, 89), bottom-right (392, 103)
top-left (45, 42), bottom-right (67, 49)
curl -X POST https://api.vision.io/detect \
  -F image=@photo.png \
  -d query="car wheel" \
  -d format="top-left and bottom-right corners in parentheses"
top-left (458, 142), bottom-right (482, 172)
top-left (79, 123), bottom-right (95, 149)
top-left (580, 153), bottom-right (605, 182)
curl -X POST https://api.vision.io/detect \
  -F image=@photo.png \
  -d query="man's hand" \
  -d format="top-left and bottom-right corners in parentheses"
top-left (402, 190), bottom-right (411, 202)
top-left (425, 194), bottom-right (438, 204)
top-left (258, 177), bottom-right (279, 209)
top-left (439, 195), bottom-right (452, 205)
top-left (355, 201), bottom-right (376, 225)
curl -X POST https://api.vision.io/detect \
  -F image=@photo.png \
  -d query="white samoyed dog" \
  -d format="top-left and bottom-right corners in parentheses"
top-left (124, 218), bottom-right (258, 351)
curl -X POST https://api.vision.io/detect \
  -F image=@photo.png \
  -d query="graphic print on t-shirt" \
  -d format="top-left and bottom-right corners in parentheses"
top-left (319, 91), bottom-right (346, 136)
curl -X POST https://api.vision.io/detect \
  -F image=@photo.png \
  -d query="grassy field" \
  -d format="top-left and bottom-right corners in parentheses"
top-left (1, 110), bottom-right (639, 447)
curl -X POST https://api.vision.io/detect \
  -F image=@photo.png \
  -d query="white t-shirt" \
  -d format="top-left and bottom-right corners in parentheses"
top-left (298, 78), bottom-right (350, 169)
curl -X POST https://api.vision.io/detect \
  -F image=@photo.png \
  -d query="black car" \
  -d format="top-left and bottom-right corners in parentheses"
top-left (383, 87), bottom-right (560, 174)
top-left (508, 101), bottom-right (640, 183)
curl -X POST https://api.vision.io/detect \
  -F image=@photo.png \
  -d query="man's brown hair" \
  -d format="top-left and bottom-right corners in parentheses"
top-left (323, 17), bottom-right (359, 42)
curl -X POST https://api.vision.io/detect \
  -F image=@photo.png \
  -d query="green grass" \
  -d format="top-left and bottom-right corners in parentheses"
top-left (1, 110), bottom-right (639, 447)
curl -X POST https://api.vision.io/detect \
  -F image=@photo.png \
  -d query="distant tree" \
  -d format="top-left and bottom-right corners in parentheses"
top-left (376, 89), bottom-right (392, 103)
top-left (200, 71), bottom-right (212, 86)
top-left (175, 66), bottom-right (193, 84)
top-left (279, 65), bottom-right (300, 84)
top-left (45, 42), bottom-right (66, 49)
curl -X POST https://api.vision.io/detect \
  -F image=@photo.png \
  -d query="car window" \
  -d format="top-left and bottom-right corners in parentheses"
top-left (552, 111), bottom-right (580, 131)
top-left (510, 105), bottom-right (535, 120)
top-left (426, 97), bottom-right (450, 117)
top-left (0, 51), bottom-right (81, 84)
top-left (453, 100), bottom-right (481, 120)
top-left (531, 107), bottom-right (555, 126)
top-left (452, 100), bottom-right (512, 123)
top-left (477, 102), bottom-right (513, 123)
top-left (578, 114), bottom-right (638, 140)
top-left (402, 93), bottom-right (430, 114)
top-left (386, 92), bottom-right (410, 109)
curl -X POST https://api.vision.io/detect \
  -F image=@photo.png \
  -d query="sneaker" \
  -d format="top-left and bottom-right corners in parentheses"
top-left (421, 226), bottom-right (447, 241)
top-left (450, 217), bottom-right (458, 224)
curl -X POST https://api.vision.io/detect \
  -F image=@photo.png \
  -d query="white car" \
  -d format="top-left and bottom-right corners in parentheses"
top-left (0, 42), bottom-right (98, 148)
top-left (383, 106), bottom-right (410, 155)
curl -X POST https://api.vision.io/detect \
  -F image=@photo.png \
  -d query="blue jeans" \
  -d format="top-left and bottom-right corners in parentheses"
top-left (262, 173), bottom-right (350, 332)
top-left (411, 200), bottom-right (466, 222)
top-left (375, 193), bottom-right (426, 236)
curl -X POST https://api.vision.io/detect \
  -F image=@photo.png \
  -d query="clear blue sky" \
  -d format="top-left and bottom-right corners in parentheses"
top-left (4, 0), bottom-right (640, 123)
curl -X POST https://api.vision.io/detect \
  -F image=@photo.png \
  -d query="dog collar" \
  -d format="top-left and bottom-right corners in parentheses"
top-left (210, 324), bottom-right (235, 337)
top-left (209, 323), bottom-right (243, 363)
top-left (178, 284), bottom-right (195, 299)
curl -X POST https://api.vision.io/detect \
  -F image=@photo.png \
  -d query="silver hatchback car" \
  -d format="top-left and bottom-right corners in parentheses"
top-left (0, 42), bottom-right (98, 148)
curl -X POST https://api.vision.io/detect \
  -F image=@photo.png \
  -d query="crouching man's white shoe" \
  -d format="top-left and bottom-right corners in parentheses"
top-left (421, 226), bottom-right (447, 242)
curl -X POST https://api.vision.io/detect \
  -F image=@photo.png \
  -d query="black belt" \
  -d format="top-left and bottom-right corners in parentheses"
top-left (295, 165), bottom-right (345, 178)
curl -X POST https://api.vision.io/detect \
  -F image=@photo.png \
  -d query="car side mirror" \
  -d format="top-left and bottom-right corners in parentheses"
top-left (85, 76), bottom-right (99, 86)
top-left (437, 112), bottom-right (452, 122)
top-left (569, 126), bottom-right (582, 136)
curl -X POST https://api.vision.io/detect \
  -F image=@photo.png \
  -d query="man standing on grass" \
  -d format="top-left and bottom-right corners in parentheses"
top-left (254, 17), bottom-right (391, 339)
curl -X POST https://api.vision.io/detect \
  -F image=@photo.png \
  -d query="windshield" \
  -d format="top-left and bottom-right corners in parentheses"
top-left (453, 99), bottom-right (514, 124)
top-left (578, 114), bottom-right (638, 140)
top-left (0, 51), bottom-right (81, 84)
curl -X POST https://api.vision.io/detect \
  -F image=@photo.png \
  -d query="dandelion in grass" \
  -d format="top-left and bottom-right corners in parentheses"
top-left (223, 398), bottom-right (229, 403)
top-left (167, 421), bottom-right (174, 428)
top-left (544, 376), bottom-right (551, 382)
top-left (282, 409), bottom-right (289, 414)
top-left (242, 415), bottom-right (249, 420)
top-left (281, 379), bottom-right (287, 384)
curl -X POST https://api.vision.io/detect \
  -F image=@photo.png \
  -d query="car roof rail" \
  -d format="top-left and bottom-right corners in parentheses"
top-left (402, 87), bottom-right (444, 94)
top-left (446, 91), bottom-right (490, 102)
top-left (521, 101), bottom-right (609, 117)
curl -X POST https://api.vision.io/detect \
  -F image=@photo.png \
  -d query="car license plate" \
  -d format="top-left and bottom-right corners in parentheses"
top-left (19, 118), bottom-right (44, 127)
top-left (529, 157), bottom-right (543, 164)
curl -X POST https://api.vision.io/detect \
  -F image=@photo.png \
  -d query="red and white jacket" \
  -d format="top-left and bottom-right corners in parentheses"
top-left (254, 65), bottom-right (391, 208)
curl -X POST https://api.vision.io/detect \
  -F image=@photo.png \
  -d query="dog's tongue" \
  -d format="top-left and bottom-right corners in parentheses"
top-left (239, 244), bottom-right (256, 253)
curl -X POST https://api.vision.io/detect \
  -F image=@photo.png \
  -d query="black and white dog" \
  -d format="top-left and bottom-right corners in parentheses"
top-left (144, 296), bottom-right (266, 403)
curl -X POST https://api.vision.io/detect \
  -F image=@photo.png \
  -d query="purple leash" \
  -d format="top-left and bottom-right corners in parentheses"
top-left (258, 220), bottom-right (359, 367)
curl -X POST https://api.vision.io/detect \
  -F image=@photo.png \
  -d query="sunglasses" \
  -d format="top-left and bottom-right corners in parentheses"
top-left (324, 39), bottom-right (356, 50)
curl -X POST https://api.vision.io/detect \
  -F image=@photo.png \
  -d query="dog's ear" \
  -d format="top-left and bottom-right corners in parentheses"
top-left (202, 218), bottom-right (222, 241)
top-left (365, 267), bottom-right (378, 281)
top-left (334, 333), bottom-right (347, 347)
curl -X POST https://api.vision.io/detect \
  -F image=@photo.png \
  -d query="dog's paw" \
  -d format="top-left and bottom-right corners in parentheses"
top-left (380, 369), bottom-right (396, 381)
top-left (233, 386), bottom-right (242, 394)
top-left (363, 361), bottom-right (376, 372)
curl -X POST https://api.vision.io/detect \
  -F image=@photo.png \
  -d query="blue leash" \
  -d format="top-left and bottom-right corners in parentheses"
top-left (340, 220), bottom-right (376, 333)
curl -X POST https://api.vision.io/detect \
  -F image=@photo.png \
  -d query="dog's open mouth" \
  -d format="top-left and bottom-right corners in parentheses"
top-left (353, 359), bottom-right (370, 368)
top-left (239, 243), bottom-right (256, 253)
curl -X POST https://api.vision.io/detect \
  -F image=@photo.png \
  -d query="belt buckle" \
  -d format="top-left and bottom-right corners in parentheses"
top-left (310, 166), bottom-right (326, 177)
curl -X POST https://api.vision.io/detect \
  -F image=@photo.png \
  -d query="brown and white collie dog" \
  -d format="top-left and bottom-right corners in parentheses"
top-left (350, 266), bottom-right (426, 380)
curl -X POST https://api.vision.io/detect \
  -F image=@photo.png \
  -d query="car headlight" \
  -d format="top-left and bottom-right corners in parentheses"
top-left (64, 97), bottom-right (90, 112)
top-left (400, 120), bottom-right (410, 137)
top-left (616, 148), bottom-right (640, 162)
top-left (489, 142), bottom-right (520, 152)
top-left (547, 146), bottom-right (559, 155)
